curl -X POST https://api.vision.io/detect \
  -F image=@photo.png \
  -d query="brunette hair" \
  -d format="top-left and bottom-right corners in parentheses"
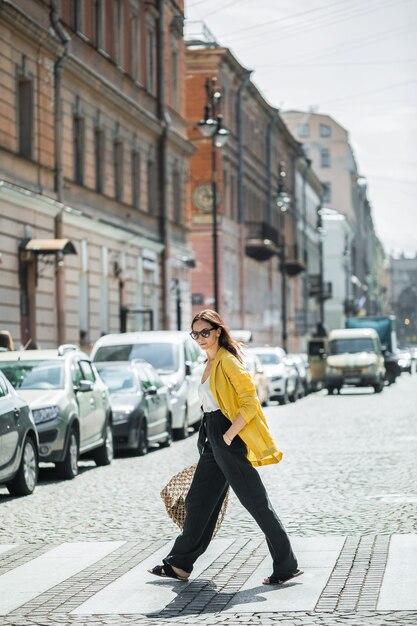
top-left (191, 310), bottom-right (243, 363)
top-left (0, 330), bottom-right (14, 351)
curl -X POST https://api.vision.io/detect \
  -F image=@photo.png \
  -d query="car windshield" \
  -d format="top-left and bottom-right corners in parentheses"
top-left (255, 353), bottom-right (282, 365)
top-left (96, 367), bottom-right (137, 393)
top-left (0, 360), bottom-right (65, 390)
top-left (94, 343), bottom-right (179, 373)
top-left (329, 338), bottom-right (375, 355)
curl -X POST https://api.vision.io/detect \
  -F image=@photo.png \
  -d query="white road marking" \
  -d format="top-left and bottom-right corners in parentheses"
top-left (0, 541), bottom-right (125, 615)
top-left (378, 534), bottom-right (417, 610)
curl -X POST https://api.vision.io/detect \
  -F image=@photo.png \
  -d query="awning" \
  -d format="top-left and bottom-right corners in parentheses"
top-left (22, 239), bottom-right (77, 255)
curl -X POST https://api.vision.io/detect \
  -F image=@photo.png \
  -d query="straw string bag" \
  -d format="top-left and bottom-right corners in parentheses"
top-left (160, 463), bottom-right (229, 536)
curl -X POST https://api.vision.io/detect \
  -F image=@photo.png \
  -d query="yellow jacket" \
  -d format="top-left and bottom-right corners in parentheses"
top-left (209, 347), bottom-right (283, 467)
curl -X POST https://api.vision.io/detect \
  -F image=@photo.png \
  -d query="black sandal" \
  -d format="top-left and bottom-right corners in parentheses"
top-left (148, 563), bottom-right (189, 582)
top-left (263, 569), bottom-right (304, 585)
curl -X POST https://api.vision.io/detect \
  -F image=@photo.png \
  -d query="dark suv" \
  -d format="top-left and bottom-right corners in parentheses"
top-left (0, 370), bottom-right (39, 496)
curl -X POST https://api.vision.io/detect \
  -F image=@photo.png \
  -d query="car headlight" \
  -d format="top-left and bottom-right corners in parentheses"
top-left (113, 408), bottom-right (133, 424)
top-left (271, 376), bottom-right (283, 382)
top-left (362, 365), bottom-right (376, 373)
top-left (32, 406), bottom-right (60, 424)
top-left (168, 380), bottom-right (182, 393)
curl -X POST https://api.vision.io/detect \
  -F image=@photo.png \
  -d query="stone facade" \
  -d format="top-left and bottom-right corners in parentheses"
top-left (185, 44), bottom-right (308, 349)
top-left (0, 0), bottom-right (193, 350)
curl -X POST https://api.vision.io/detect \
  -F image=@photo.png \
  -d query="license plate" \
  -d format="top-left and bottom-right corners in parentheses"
top-left (345, 377), bottom-right (360, 384)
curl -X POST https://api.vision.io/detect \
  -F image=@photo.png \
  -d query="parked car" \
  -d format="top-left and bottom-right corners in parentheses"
top-left (95, 360), bottom-right (172, 455)
top-left (91, 331), bottom-right (204, 439)
top-left (0, 347), bottom-right (113, 479)
top-left (397, 349), bottom-right (412, 374)
top-left (243, 352), bottom-right (269, 406)
top-left (0, 370), bottom-right (39, 496)
top-left (288, 353), bottom-right (311, 397)
top-left (247, 347), bottom-right (297, 404)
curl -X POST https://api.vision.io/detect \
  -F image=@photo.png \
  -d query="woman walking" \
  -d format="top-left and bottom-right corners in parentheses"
top-left (149, 310), bottom-right (302, 586)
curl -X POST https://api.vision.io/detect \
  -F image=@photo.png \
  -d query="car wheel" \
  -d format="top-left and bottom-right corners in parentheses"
top-left (6, 436), bottom-right (38, 497)
top-left (374, 379), bottom-right (384, 393)
top-left (56, 428), bottom-right (79, 480)
top-left (92, 420), bottom-right (114, 466)
top-left (278, 386), bottom-right (289, 405)
top-left (160, 412), bottom-right (173, 448)
top-left (134, 418), bottom-right (148, 456)
top-left (174, 406), bottom-right (189, 440)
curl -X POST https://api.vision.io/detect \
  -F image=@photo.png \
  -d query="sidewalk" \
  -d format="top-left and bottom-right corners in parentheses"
top-left (1, 534), bottom-right (417, 625)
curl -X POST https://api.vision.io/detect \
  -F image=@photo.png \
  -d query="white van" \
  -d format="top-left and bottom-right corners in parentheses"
top-left (326, 328), bottom-right (385, 394)
top-left (91, 331), bottom-right (204, 439)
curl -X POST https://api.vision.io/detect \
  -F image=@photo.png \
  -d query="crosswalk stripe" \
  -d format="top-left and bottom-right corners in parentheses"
top-left (0, 545), bottom-right (17, 556)
top-left (223, 536), bottom-right (345, 613)
top-left (377, 534), bottom-right (417, 610)
top-left (71, 538), bottom-right (234, 615)
top-left (0, 541), bottom-right (125, 615)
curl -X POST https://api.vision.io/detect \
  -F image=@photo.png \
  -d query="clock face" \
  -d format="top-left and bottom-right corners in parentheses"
top-left (193, 184), bottom-right (213, 211)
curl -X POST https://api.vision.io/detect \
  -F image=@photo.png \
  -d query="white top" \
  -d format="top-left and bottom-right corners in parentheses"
top-left (198, 377), bottom-right (220, 413)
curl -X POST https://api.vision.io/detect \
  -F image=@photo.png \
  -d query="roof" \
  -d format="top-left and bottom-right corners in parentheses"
top-left (0, 349), bottom-right (84, 361)
top-left (328, 328), bottom-right (379, 340)
top-left (94, 331), bottom-right (191, 346)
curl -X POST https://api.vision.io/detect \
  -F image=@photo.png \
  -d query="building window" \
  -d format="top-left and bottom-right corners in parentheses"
top-left (79, 239), bottom-right (89, 345)
top-left (147, 158), bottom-right (157, 214)
top-left (73, 0), bottom-right (84, 33)
top-left (320, 123), bottom-right (331, 138)
top-left (114, 137), bottom-right (124, 201)
top-left (94, 0), bottom-right (104, 50)
top-left (113, 0), bottom-right (124, 66)
top-left (222, 169), bottom-right (229, 217)
top-left (322, 182), bottom-right (332, 203)
top-left (94, 127), bottom-right (105, 194)
top-left (173, 168), bottom-right (181, 223)
top-left (73, 113), bottom-right (85, 185)
top-left (230, 174), bottom-right (236, 221)
top-left (297, 123), bottom-right (310, 138)
top-left (146, 24), bottom-right (156, 95)
top-left (17, 77), bottom-right (33, 160)
top-left (131, 150), bottom-right (141, 208)
top-left (320, 148), bottom-right (330, 168)
top-left (171, 37), bottom-right (178, 109)
top-left (130, 11), bottom-right (140, 81)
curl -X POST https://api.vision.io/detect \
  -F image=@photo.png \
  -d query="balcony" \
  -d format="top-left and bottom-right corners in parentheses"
top-left (285, 244), bottom-right (306, 276)
top-left (245, 221), bottom-right (280, 261)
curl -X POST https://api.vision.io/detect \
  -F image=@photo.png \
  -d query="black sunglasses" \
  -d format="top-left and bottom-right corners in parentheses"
top-left (190, 327), bottom-right (217, 340)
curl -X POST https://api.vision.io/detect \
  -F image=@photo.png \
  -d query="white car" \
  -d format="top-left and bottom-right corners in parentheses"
top-left (247, 347), bottom-right (297, 404)
top-left (91, 331), bottom-right (204, 439)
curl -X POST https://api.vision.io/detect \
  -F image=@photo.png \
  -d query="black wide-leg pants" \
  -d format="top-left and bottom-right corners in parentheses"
top-left (163, 410), bottom-right (298, 577)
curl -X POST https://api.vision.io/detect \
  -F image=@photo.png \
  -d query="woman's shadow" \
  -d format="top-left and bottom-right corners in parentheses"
top-left (145, 576), bottom-right (301, 619)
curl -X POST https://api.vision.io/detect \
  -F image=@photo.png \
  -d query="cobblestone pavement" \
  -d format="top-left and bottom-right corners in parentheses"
top-left (1, 374), bottom-right (417, 625)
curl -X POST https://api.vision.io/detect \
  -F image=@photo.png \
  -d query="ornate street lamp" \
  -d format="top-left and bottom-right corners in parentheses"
top-left (276, 161), bottom-right (291, 350)
top-left (198, 77), bottom-right (230, 313)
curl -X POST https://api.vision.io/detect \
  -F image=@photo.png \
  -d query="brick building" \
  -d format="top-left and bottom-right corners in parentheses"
top-left (0, 0), bottom-right (193, 350)
top-left (185, 35), bottom-right (311, 348)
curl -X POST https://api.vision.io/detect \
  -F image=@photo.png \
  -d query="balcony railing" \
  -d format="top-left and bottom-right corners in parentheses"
top-left (285, 244), bottom-right (306, 276)
top-left (245, 221), bottom-right (280, 262)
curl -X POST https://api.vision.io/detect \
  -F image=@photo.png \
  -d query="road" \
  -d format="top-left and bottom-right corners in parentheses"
top-left (1, 374), bottom-right (417, 625)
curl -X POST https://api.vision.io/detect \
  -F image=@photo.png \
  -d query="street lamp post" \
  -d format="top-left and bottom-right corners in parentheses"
top-left (276, 161), bottom-right (291, 351)
top-left (198, 77), bottom-right (230, 313)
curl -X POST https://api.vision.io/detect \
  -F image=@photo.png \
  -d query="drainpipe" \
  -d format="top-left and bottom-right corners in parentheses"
top-left (236, 70), bottom-right (251, 328)
top-left (266, 108), bottom-right (279, 224)
top-left (266, 108), bottom-right (279, 343)
top-left (157, 0), bottom-right (172, 330)
top-left (302, 158), bottom-right (310, 345)
top-left (50, 1), bottom-right (70, 344)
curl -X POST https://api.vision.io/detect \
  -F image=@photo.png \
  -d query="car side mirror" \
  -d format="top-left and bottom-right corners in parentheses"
top-left (185, 361), bottom-right (192, 376)
top-left (145, 385), bottom-right (157, 396)
top-left (75, 379), bottom-right (94, 393)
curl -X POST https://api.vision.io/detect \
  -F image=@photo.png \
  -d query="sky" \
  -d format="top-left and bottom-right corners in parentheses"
top-left (185, 0), bottom-right (417, 257)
